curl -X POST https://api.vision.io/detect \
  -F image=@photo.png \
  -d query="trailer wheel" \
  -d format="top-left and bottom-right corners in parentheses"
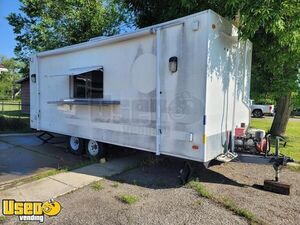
top-left (69, 136), bottom-right (85, 155)
top-left (86, 140), bottom-right (105, 160)
top-left (252, 109), bottom-right (263, 118)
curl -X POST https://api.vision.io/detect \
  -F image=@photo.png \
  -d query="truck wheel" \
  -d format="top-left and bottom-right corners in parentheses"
top-left (86, 140), bottom-right (105, 160)
top-left (69, 136), bottom-right (85, 155)
top-left (252, 109), bottom-right (263, 118)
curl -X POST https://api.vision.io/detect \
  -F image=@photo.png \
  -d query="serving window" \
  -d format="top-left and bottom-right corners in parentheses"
top-left (73, 69), bottom-right (103, 99)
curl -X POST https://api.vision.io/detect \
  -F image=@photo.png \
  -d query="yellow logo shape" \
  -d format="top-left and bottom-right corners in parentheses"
top-left (42, 200), bottom-right (61, 217)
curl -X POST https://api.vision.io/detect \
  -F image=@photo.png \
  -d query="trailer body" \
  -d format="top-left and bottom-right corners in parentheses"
top-left (30, 10), bottom-right (252, 163)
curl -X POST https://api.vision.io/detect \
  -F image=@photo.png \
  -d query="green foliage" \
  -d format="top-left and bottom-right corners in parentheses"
top-left (292, 90), bottom-right (300, 108)
top-left (0, 56), bottom-right (24, 100)
top-left (251, 95), bottom-right (275, 105)
top-left (124, 0), bottom-right (299, 95)
top-left (0, 116), bottom-right (30, 133)
top-left (251, 117), bottom-right (300, 162)
top-left (91, 181), bottom-right (104, 190)
top-left (7, 0), bottom-right (129, 70)
top-left (122, 0), bottom-right (223, 28)
top-left (123, 0), bottom-right (300, 135)
top-left (229, 1), bottom-right (300, 101)
top-left (187, 180), bottom-right (259, 224)
top-left (117, 194), bottom-right (139, 204)
top-left (220, 196), bottom-right (256, 222)
top-left (112, 182), bottom-right (119, 188)
top-left (0, 216), bottom-right (6, 224)
top-left (187, 180), bottom-right (214, 199)
top-left (0, 100), bottom-right (30, 133)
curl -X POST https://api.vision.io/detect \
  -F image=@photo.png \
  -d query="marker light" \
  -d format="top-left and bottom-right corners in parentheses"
top-left (169, 56), bottom-right (178, 73)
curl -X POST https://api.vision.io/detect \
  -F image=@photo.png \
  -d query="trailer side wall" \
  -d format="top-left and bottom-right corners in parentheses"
top-left (30, 12), bottom-right (211, 162)
top-left (205, 12), bottom-right (252, 161)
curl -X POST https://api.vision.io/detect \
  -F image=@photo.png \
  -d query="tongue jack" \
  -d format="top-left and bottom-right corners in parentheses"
top-left (263, 137), bottom-right (291, 195)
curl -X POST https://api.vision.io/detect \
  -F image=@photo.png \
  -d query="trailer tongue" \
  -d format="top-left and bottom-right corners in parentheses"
top-left (215, 124), bottom-right (293, 195)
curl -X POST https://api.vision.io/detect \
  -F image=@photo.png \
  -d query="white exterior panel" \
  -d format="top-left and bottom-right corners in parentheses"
top-left (205, 12), bottom-right (252, 161)
top-left (30, 10), bottom-right (252, 163)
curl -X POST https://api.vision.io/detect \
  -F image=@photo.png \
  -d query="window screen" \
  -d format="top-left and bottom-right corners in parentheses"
top-left (73, 70), bottom-right (103, 98)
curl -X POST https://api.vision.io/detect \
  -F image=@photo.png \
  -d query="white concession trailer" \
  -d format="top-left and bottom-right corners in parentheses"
top-left (30, 10), bottom-right (252, 164)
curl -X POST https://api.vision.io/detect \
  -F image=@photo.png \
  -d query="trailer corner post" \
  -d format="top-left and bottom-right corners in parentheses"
top-left (35, 55), bottom-right (41, 131)
top-left (155, 28), bottom-right (161, 156)
top-left (231, 41), bottom-right (241, 153)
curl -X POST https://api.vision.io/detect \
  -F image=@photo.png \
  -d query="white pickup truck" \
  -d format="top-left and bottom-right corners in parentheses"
top-left (250, 101), bottom-right (275, 118)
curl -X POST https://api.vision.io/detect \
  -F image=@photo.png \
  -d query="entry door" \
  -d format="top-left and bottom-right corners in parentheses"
top-left (159, 24), bottom-right (185, 154)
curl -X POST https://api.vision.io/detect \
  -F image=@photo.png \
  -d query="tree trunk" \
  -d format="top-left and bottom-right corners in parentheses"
top-left (270, 93), bottom-right (292, 136)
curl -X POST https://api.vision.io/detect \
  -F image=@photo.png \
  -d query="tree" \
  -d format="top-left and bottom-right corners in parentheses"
top-left (122, 0), bottom-right (300, 136)
top-left (0, 56), bottom-right (24, 100)
top-left (291, 85), bottom-right (300, 109)
top-left (227, 0), bottom-right (300, 136)
top-left (7, 0), bottom-right (129, 74)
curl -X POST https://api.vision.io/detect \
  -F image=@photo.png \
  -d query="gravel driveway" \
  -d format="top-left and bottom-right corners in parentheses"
top-left (42, 180), bottom-right (247, 225)
top-left (205, 162), bottom-right (300, 225)
top-left (3, 155), bottom-right (299, 225)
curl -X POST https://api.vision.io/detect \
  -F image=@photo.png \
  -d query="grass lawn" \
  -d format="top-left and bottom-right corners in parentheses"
top-left (0, 101), bottom-right (31, 133)
top-left (0, 100), bottom-right (22, 112)
top-left (0, 110), bottom-right (29, 118)
top-left (0, 116), bottom-right (31, 133)
top-left (251, 118), bottom-right (300, 162)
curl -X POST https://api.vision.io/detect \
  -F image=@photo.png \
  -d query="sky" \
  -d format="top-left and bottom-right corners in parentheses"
top-left (0, 0), bottom-right (134, 59)
top-left (0, 0), bottom-right (21, 58)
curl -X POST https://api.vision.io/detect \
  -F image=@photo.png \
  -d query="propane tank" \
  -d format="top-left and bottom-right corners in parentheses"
top-left (255, 130), bottom-right (266, 140)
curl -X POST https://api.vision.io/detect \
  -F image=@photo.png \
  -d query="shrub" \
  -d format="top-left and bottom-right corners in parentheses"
top-left (117, 194), bottom-right (139, 204)
top-left (91, 181), bottom-right (104, 190)
top-left (0, 116), bottom-right (30, 133)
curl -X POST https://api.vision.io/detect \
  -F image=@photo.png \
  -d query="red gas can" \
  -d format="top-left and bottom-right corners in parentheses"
top-left (235, 127), bottom-right (246, 138)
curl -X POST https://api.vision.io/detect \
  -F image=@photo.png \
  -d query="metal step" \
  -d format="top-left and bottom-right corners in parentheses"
top-left (216, 152), bottom-right (238, 163)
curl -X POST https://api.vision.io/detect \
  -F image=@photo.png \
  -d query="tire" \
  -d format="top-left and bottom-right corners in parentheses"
top-left (86, 140), bottom-right (106, 160)
top-left (252, 109), bottom-right (263, 118)
top-left (69, 136), bottom-right (85, 155)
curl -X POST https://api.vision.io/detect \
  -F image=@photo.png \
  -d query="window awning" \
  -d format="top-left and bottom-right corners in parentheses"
top-left (48, 99), bottom-right (120, 105)
top-left (48, 65), bottom-right (103, 77)
top-left (69, 65), bottom-right (103, 76)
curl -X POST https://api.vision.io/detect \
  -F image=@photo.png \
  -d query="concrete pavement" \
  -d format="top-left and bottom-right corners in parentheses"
top-left (0, 153), bottom-right (144, 214)
top-left (0, 134), bottom-right (88, 185)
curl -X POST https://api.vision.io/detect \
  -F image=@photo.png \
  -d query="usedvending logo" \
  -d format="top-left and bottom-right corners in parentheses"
top-left (2, 199), bottom-right (61, 223)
